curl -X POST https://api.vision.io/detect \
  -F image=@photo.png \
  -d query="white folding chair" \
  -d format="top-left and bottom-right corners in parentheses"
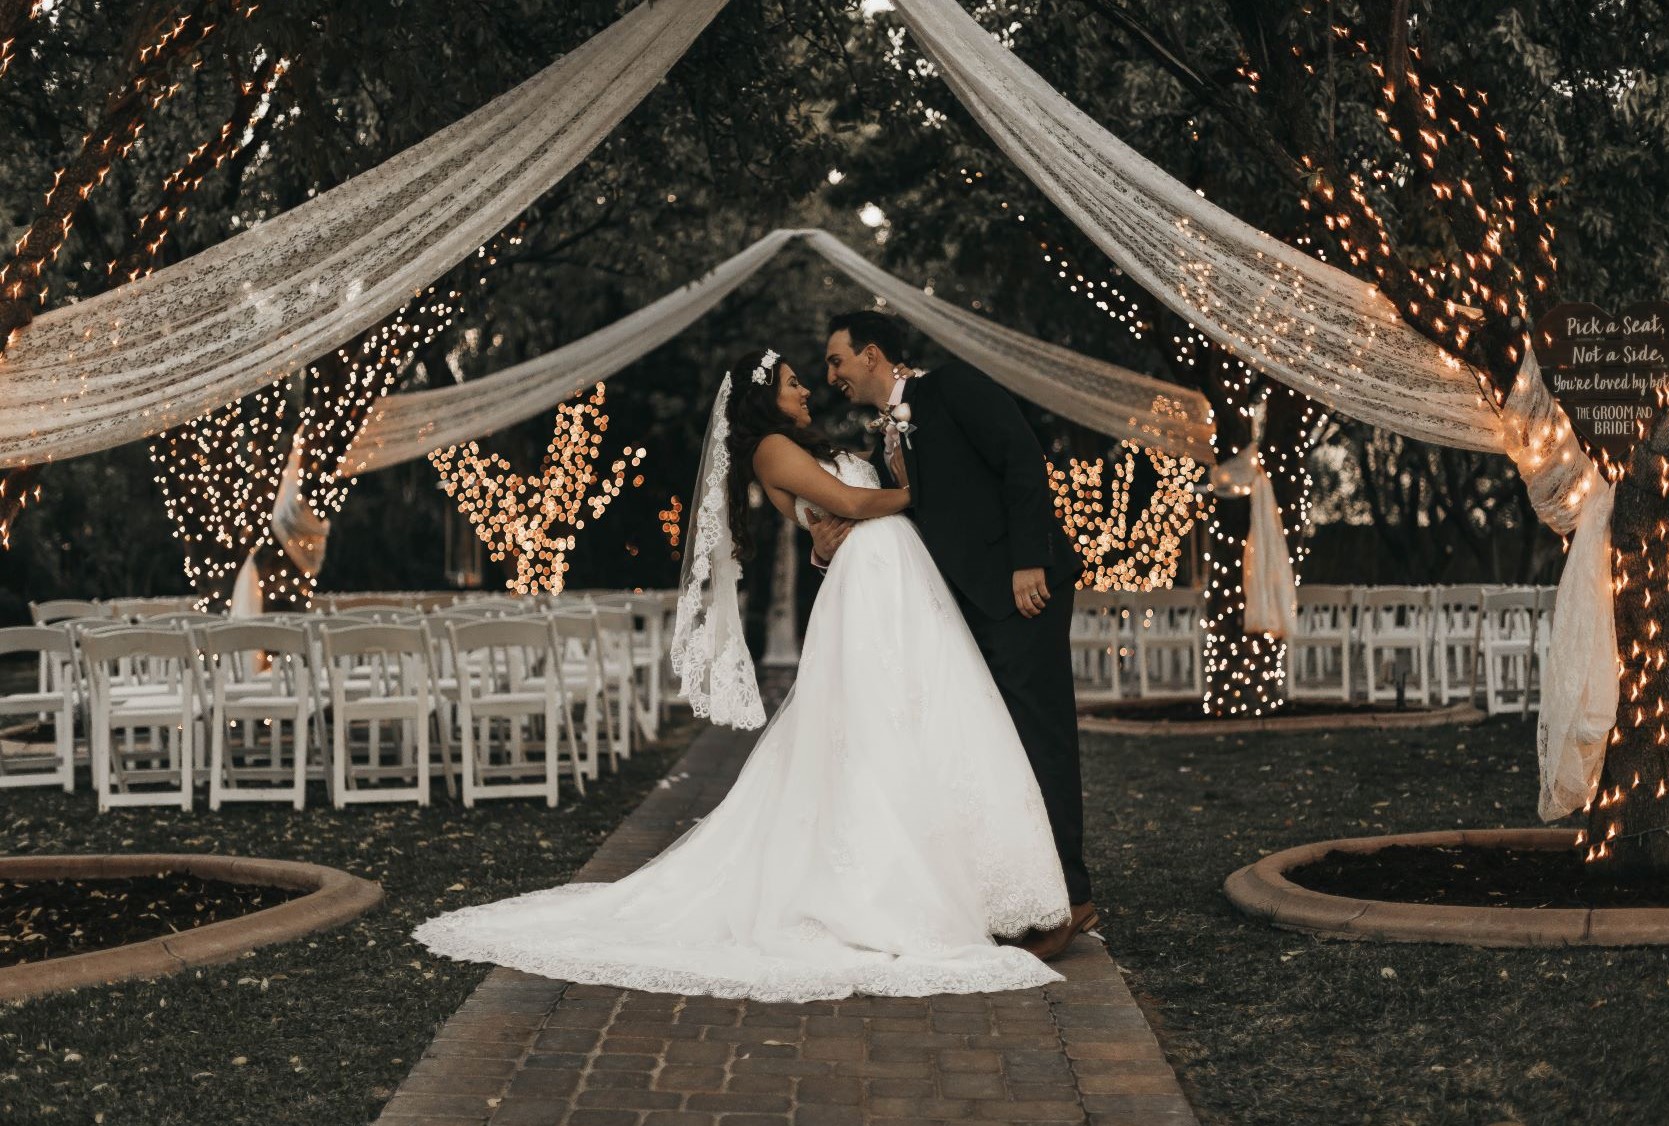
top-left (445, 617), bottom-right (584, 807)
top-left (549, 610), bottom-right (618, 780)
top-left (1070, 589), bottom-right (1131, 701)
top-left (1134, 588), bottom-right (1204, 698)
top-left (1288, 584), bottom-right (1357, 701)
top-left (1481, 588), bottom-right (1540, 715)
top-left (0, 626), bottom-right (77, 791)
top-left (589, 605), bottom-right (638, 761)
top-left (1432, 584), bottom-right (1486, 705)
top-left (28, 599), bottom-right (114, 697)
top-left (199, 621), bottom-right (314, 810)
top-left (80, 626), bottom-right (202, 811)
top-left (319, 623), bottom-right (435, 807)
top-left (1360, 587), bottom-right (1433, 705)
top-left (593, 593), bottom-right (674, 741)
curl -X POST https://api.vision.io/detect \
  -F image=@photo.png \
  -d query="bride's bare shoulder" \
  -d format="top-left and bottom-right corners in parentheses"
top-left (753, 433), bottom-right (815, 466)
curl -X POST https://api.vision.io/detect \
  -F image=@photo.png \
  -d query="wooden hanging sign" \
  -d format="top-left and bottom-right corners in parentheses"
top-left (1532, 301), bottom-right (1669, 465)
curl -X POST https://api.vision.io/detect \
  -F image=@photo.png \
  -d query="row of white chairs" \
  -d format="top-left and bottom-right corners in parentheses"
top-left (1, 591), bottom-right (682, 812)
top-left (1070, 584), bottom-right (1557, 714)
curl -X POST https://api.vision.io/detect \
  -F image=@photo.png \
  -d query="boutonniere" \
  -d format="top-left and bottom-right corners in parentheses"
top-left (863, 402), bottom-right (916, 448)
top-left (891, 402), bottom-right (915, 448)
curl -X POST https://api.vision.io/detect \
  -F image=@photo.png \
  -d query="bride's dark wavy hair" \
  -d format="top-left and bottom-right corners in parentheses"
top-left (723, 348), bottom-right (842, 562)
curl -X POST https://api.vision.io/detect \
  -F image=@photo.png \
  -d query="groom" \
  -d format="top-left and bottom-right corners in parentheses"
top-left (811, 310), bottom-right (1097, 960)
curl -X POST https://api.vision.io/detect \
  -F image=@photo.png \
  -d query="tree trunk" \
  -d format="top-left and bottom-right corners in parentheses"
top-left (1585, 414), bottom-right (1669, 877)
top-left (1202, 384), bottom-right (1317, 717)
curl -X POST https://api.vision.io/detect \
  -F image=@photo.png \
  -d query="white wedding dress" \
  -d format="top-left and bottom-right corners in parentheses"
top-left (414, 453), bottom-right (1072, 1001)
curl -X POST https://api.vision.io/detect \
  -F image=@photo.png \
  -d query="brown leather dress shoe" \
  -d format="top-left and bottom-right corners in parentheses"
top-left (1019, 901), bottom-right (1101, 962)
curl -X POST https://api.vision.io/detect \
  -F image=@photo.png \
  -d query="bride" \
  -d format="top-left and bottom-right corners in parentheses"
top-left (414, 347), bottom-right (1071, 1001)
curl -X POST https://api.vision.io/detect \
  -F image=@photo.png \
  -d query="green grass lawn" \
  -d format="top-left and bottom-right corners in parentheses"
top-left (1083, 715), bottom-right (1669, 1126)
top-left (0, 717), bottom-right (696, 1125)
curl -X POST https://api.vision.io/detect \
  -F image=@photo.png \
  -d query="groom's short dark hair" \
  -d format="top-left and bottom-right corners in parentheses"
top-left (828, 310), bottom-right (908, 365)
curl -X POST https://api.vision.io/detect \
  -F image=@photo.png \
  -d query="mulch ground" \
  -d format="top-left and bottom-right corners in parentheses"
top-left (0, 716), bottom-right (697, 1126)
top-left (0, 875), bottom-right (304, 968)
top-left (1289, 844), bottom-right (1669, 910)
top-left (1082, 715), bottom-right (1669, 1126)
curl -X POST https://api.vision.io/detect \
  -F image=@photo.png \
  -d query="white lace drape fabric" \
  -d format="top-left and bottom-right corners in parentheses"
top-left (415, 452), bottom-right (1071, 1001)
top-left (795, 230), bottom-right (1215, 462)
top-left (347, 231), bottom-right (798, 474)
top-left (1210, 447), bottom-right (1296, 640)
top-left (1537, 482), bottom-right (1618, 820)
top-left (0, 0), bottom-right (725, 469)
top-left (1498, 349), bottom-right (1605, 536)
top-left (889, 0), bottom-right (1502, 454)
top-left (670, 374), bottom-right (766, 730)
top-left (346, 228), bottom-right (1216, 473)
top-left (1495, 349), bottom-right (1618, 820)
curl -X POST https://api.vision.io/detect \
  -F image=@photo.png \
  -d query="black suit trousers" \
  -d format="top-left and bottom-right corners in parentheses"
top-left (952, 575), bottom-right (1092, 905)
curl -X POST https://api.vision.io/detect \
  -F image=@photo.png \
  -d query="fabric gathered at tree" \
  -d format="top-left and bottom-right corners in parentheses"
top-left (1210, 445), bottom-right (1297, 641)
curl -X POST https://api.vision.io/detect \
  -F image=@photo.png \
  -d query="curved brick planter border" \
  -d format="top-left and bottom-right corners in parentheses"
top-left (1225, 828), bottom-right (1669, 947)
top-left (1080, 701), bottom-right (1486, 738)
top-left (0, 854), bottom-right (382, 1002)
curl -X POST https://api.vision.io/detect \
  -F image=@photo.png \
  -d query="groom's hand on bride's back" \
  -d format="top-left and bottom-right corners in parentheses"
top-left (807, 511), bottom-right (853, 568)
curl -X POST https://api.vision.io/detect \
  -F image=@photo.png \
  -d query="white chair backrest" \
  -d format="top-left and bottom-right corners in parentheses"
top-left (112, 596), bottom-right (200, 619)
top-left (1073, 590), bottom-right (1129, 613)
top-left (198, 621), bottom-right (311, 659)
top-left (80, 627), bottom-right (200, 696)
top-left (1133, 588), bottom-right (1202, 633)
top-left (0, 624), bottom-right (74, 659)
top-left (146, 611), bottom-right (227, 629)
top-left (320, 622), bottom-right (431, 660)
top-left (320, 623), bottom-right (432, 699)
top-left (447, 616), bottom-right (553, 653)
top-left (1481, 588), bottom-right (1540, 639)
top-left (447, 617), bottom-right (555, 691)
top-left (30, 599), bottom-right (112, 624)
top-left (1359, 587), bottom-right (1432, 631)
top-left (198, 621), bottom-right (311, 695)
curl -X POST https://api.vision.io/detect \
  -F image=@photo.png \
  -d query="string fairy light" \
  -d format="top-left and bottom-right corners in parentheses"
top-left (659, 495), bottom-right (684, 558)
top-left (1048, 438), bottom-right (1204, 592)
top-left (0, 0), bottom-right (257, 546)
top-left (431, 383), bottom-right (646, 595)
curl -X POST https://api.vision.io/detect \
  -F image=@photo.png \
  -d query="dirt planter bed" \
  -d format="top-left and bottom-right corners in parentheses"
top-left (0, 854), bottom-right (382, 1002)
top-left (1080, 701), bottom-right (1486, 738)
top-left (1225, 828), bottom-right (1669, 947)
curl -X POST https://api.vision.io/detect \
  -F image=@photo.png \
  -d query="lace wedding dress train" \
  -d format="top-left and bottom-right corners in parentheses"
top-left (414, 453), bottom-right (1071, 1001)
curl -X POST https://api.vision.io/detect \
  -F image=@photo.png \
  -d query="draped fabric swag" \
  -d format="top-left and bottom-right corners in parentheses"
top-left (0, 0), bottom-right (727, 468)
top-left (344, 228), bottom-right (1217, 474)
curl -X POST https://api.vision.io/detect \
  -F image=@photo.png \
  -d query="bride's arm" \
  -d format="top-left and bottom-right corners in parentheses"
top-left (752, 436), bottom-right (910, 521)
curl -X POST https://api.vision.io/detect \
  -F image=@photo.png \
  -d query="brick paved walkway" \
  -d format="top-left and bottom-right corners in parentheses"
top-left (376, 725), bottom-right (1198, 1126)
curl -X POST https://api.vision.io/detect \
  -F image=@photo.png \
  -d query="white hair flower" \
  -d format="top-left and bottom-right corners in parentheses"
top-left (751, 348), bottom-right (781, 385)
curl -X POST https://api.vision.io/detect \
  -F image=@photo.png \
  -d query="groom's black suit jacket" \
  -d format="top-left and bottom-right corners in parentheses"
top-left (870, 359), bottom-right (1082, 621)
